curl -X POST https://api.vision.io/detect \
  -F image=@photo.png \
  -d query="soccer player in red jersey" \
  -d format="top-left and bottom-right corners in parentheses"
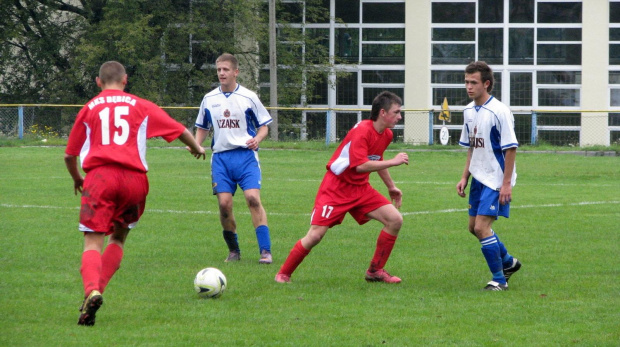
top-left (65, 61), bottom-right (206, 326)
top-left (275, 91), bottom-right (409, 284)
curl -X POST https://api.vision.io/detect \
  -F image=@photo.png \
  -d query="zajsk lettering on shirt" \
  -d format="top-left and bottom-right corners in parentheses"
top-left (218, 118), bottom-right (241, 128)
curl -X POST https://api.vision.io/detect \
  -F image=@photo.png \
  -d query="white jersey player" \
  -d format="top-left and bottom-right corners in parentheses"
top-left (193, 53), bottom-right (273, 265)
top-left (456, 61), bottom-right (522, 292)
top-left (195, 84), bottom-right (272, 153)
top-left (458, 95), bottom-right (518, 190)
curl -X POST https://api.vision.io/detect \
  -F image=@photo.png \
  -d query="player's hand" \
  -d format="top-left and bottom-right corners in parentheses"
top-left (393, 152), bottom-right (409, 166)
top-left (246, 138), bottom-right (260, 151)
top-left (73, 178), bottom-right (84, 196)
top-left (388, 187), bottom-right (403, 209)
top-left (456, 178), bottom-right (468, 198)
top-left (187, 146), bottom-right (206, 159)
top-left (499, 185), bottom-right (512, 205)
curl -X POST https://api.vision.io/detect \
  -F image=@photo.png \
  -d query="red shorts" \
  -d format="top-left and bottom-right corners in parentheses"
top-left (79, 165), bottom-right (149, 235)
top-left (310, 172), bottom-right (391, 227)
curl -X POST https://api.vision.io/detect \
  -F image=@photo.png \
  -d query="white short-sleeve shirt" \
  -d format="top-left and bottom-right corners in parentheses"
top-left (459, 96), bottom-right (518, 190)
top-left (195, 84), bottom-right (272, 153)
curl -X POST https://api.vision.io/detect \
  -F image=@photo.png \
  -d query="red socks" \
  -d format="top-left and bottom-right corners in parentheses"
top-left (80, 250), bottom-right (101, 296)
top-left (99, 243), bottom-right (123, 294)
top-left (80, 244), bottom-right (124, 297)
top-left (369, 230), bottom-right (397, 272)
top-left (278, 240), bottom-right (311, 276)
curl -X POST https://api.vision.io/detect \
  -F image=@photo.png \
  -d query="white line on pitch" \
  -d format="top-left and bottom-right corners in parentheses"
top-left (1, 200), bottom-right (619, 217)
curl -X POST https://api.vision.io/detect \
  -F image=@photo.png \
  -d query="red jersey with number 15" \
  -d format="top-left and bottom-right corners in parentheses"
top-left (326, 119), bottom-right (393, 186)
top-left (66, 89), bottom-right (185, 173)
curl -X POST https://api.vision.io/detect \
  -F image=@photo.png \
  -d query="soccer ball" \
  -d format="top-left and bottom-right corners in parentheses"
top-left (194, 267), bottom-right (227, 299)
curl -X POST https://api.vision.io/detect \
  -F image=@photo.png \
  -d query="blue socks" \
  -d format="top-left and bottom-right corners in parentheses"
top-left (223, 226), bottom-right (271, 254)
top-left (480, 235), bottom-right (506, 284)
top-left (255, 225), bottom-right (271, 253)
top-left (492, 230), bottom-right (515, 269)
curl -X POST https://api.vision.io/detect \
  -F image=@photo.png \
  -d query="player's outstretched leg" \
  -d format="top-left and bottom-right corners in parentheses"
top-left (275, 240), bottom-right (310, 283)
top-left (365, 230), bottom-right (401, 284)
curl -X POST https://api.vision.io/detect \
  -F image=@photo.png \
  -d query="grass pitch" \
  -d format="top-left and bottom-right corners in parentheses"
top-left (0, 143), bottom-right (618, 346)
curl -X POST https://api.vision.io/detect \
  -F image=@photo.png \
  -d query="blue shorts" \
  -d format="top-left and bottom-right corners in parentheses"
top-left (468, 178), bottom-right (510, 219)
top-left (211, 148), bottom-right (262, 195)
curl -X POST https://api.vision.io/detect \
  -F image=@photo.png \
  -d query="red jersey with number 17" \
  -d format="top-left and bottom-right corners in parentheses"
top-left (66, 89), bottom-right (185, 173)
top-left (326, 119), bottom-right (393, 186)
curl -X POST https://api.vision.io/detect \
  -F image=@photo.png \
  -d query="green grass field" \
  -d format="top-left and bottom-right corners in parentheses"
top-left (1, 143), bottom-right (618, 346)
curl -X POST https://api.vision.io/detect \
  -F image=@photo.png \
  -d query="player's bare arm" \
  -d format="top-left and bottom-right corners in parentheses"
top-left (499, 147), bottom-right (516, 205)
top-left (63, 154), bottom-right (84, 195)
top-left (246, 125), bottom-right (268, 151)
top-left (456, 148), bottom-right (473, 197)
top-left (377, 169), bottom-right (403, 209)
top-left (178, 129), bottom-right (206, 160)
top-left (356, 152), bottom-right (409, 173)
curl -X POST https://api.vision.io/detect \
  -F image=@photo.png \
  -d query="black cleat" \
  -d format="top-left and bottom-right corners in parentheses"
top-left (77, 290), bottom-right (103, 326)
top-left (483, 281), bottom-right (508, 291)
top-left (503, 258), bottom-right (522, 282)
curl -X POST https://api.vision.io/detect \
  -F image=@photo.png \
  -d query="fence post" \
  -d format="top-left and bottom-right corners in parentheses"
top-left (18, 106), bottom-right (24, 139)
top-left (428, 110), bottom-right (434, 145)
top-left (530, 111), bottom-right (537, 145)
top-left (325, 110), bottom-right (331, 146)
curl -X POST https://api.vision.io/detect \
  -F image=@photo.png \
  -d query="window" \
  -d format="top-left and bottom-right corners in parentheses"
top-left (432, 0), bottom-right (583, 108)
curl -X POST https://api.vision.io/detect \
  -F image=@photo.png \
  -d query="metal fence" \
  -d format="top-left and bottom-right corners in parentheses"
top-left (1, 104), bottom-right (619, 146)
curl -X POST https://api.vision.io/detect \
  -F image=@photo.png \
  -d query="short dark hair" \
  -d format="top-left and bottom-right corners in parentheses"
top-left (465, 61), bottom-right (494, 93)
top-left (370, 91), bottom-right (402, 121)
top-left (98, 61), bottom-right (126, 85)
top-left (216, 53), bottom-right (239, 70)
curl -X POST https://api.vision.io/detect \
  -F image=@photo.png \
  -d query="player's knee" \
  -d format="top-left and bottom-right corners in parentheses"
top-left (245, 195), bottom-right (262, 209)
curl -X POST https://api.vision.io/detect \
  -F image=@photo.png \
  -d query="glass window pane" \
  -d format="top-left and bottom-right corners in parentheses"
top-left (363, 28), bottom-right (405, 41)
top-left (362, 70), bottom-right (405, 84)
top-left (432, 88), bottom-right (469, 106)
top-left (432, 44), bottom-right (475, 65)
top-left (509, 28), bottom-right (534, 65)
top-left (493, 72), bottom-right (502, 99)
top-left (537, 71), bottom-right (581, 85)
top-left (432, 28), bottom-right (475, 41)
top-left (478, 28), bottom-right (503, 65)
top-left (538, 28), bottom-right (582, 41)
top-left (278, 2), bottom-right (303, 22)
top-left (538, 2), bottom-right (582, 23)
top-left (336, 28), bottom-right (358, 62)
top-left (432, 2), bottom-right (475, 23)
top-left (612, 2), bottom-right (620, 23)
top-left (336, 0), bottom-right (359, 23)
top-left (363, 3), bottom-right (405, 23)
top-left (306, 0), bottom-right (330, 24)
top-left (306, 28), bottom-right (330, 64)
top-left (337, 73), bottom-right (358, 105)
top-left (510, 72), bottom-right (532, 106)
top-left (537, 44), bottom-right (581, 65)
top-left (510, 0), bottom-right (534, 23)
top-left (307, 72), bottom-right (328, 104)
top-left (431, 71), bottom-right (464, 84)
top-left (479, 0), bottom-right (503, 23)
top-left (362, 44), bottom-right (405, 64)
top-left (611, 44), bottom-right (620, 65)
top-left (611, 28), bottom-right (620, 41)
top-left (538, 89), bottom-right (580, 106)
top-left (364, 88), bottom-right (404, 105)
top-left (611, 90), bottom-right (620, 106)
top-left (609, 71), bottom-right (620, 84)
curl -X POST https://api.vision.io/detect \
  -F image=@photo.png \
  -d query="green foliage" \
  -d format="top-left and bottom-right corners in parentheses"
top-left (1, 146), bottom-right (619, 346)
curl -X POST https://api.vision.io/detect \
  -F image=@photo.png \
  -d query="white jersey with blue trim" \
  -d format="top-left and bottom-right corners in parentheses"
top-left (195, 84), bottom-right (272, 153)
top-left (458, 96), bottom-right (518, 190)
